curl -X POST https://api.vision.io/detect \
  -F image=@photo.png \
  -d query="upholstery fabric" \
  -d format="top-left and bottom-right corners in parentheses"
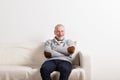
top-left (0, 66), bottom-right (32, 80)
top-left (0, 43), bottom-right (45, 68)
top-left (51, 68), bottom-right (85, 80)
top-left (0, 42), bottom-right (91, 80)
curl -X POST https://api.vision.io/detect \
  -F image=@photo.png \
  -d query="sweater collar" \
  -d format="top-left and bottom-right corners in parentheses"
top-left (53, 37), bottom-right (65, 44)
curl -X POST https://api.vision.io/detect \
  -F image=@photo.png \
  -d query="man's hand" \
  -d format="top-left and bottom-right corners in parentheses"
top-left (44, 51), bottom-right (52, 58)
top-left (67, 46), bottom-right (75, 54)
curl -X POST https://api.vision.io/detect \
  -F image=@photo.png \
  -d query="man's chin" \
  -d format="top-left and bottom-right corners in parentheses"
top-left (57, 37), bottom-right (64, 41)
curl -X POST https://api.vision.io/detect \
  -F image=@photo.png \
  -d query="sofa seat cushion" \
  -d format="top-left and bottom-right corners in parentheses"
top-left (51, 67), bottom-right (85, 80)
top-left (0, 66), bottom-right (32, 80)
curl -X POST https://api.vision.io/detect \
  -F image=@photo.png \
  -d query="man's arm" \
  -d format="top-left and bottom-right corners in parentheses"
top-left (44, 40), bottom-right (65, 58)
top-left (67, 39), bottom-right (75, 54)
top-left (55, 40), bottom-right (75, 55)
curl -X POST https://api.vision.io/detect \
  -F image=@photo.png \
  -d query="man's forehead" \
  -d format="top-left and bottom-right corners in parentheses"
top-left (55, 26), bottom-right (64, 30)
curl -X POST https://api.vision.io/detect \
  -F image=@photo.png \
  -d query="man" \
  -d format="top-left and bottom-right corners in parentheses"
top-left (40, 24), bottom-right (75, 80)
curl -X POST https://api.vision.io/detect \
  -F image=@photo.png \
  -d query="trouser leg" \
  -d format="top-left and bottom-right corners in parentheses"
top-left (40, 60), bottom-right (56, 80)
top-left (57, 61), bottom-right (72, 80)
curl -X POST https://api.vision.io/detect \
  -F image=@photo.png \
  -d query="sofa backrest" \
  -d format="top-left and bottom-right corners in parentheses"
top-left (0, 42), bottom-right (46, 68)
top-left (0, 42), bottom-right (80, 68)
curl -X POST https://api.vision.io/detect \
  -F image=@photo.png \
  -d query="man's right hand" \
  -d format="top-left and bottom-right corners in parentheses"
top-left (44, 51), bottom-right (52, 58)
top-left (67, 46), bottom-right (75, 54)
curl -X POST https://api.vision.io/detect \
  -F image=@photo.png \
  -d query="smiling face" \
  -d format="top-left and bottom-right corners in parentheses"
top-left (54, 24), bottom-right (65, 41)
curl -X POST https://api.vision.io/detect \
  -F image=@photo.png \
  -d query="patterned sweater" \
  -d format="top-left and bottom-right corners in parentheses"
top-left (44, 38), bottom-right (75, 63)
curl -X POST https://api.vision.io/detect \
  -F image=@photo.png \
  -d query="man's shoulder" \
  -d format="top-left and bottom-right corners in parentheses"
top-left (64, 39), bottom-right (75, 46)
top-left (45, 39), bottom-right (54, 43)
top-left (65, 39), bottom-right (74, 42)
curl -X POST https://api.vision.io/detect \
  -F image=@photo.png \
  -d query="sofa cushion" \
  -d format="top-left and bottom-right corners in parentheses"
top-left (51, 67), bottom-right (85, 80)
top-left (0, 42), bottom-right (46, 68)
top-left (0, 66), bottom-right (32, 80)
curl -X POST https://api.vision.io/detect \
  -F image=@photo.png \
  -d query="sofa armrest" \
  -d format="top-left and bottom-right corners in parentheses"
top-left (78, 51), bottom-right (91, 80)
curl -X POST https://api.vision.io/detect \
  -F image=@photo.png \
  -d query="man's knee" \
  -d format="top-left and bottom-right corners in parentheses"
top-left (40, 65), bottom-right (50, 73)
top-left (59, 64), bottom-right (72, 73)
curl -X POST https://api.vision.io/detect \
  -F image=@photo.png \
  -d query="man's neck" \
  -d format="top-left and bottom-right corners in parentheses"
top-left (55, 37), bottom-right (64, 41)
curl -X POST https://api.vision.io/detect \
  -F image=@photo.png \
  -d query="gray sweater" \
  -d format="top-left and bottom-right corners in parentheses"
top-left (44, 38), bottom-right (75, 63)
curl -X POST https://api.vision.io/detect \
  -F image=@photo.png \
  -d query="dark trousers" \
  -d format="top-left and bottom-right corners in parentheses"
top-left (40, 60), bottom-right (72, 80)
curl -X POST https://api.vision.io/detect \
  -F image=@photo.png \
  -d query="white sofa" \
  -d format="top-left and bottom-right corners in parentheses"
top-left (0, 42), bottom-right (91, 80)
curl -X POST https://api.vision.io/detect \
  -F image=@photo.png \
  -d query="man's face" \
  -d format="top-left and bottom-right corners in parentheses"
top-left (54, 26), bottom-right (65, 41)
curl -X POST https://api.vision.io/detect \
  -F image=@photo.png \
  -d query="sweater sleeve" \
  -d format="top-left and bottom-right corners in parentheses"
top-left (55, 39), bottom-right (75, 55)
top-left (66, 39), bottom-right (75, 46)
top-left (44, 40), bottom-right (65, 57)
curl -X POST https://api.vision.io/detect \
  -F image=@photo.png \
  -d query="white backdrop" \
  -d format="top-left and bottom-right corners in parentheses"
top-left (0, 0), bottom-right (120, 80)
